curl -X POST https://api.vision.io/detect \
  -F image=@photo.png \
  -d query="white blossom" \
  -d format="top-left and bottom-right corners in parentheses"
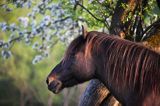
top-left (18, 17), bottom-right (29, 27)
top-left (99, 0), bottom-right (105, 3)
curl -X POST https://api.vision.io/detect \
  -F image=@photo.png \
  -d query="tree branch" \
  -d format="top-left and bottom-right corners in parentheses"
top-left (0, 36), bottom-right (23, 48)
top-left (77, 3), bottom-right (103, 22)
top-left (141, 19), bottom-right (160, 41)
top-left (75, 1), bottom-right (109, 29)
top-left (53, 16), bottom-right (71, 24)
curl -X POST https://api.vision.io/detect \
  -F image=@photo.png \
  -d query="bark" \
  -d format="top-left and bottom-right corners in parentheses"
top-left (101, 94), bottom-right (121, 106)
top-left (110, 0), bottom-right (138, 39)
top-left (142, 26), bottom-right (160, 53)
top-left (156, 0), bottom-right (160, 9)
top-left (79, 79), bottom-right (110, 106)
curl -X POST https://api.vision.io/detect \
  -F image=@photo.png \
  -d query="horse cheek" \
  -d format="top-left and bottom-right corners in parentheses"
top-left (74, 54), bottom-right (92, 80)
top-left (80, 61), bottom-right (94, 80)
top-left (72, 61), bottom-right (85, 80)
top-left (84, 58), bottom-right (95, 78)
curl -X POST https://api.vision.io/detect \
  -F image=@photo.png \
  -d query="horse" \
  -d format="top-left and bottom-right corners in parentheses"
top-left (46, 28), bottom-right (160, 106)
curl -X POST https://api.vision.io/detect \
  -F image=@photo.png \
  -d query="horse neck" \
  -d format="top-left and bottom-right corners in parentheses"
top-left (91, 37), bottom-right (122, 86)
top-left (91, 36), bottom-right (160, 103)
top-left (91, 38), bottom-right (127, 103)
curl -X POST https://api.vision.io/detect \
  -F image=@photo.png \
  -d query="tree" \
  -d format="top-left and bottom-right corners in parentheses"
top-left (0, 0), bottom-right (160, 105)
top-left (79, 0), bottom-right (160, 105)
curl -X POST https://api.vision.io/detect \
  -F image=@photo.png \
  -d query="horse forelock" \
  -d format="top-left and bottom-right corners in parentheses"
top-left (62, 36), bottom-right (84, 65)
top-left (84, 31), bottom-right (160, 94)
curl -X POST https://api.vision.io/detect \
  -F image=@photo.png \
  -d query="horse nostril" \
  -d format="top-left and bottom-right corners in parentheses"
top-left (46, 77), bottom-right (55, 85)
top-left (56, 81), bottom-right (60, 86)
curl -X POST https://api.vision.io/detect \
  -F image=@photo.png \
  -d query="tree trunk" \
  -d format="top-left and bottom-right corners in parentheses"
top-left (110, 0), bottom-right (137, 39)
top-left (79, 79), bottom-right (110, 106)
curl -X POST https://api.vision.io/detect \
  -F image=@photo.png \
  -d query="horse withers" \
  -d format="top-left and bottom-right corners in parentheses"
top-left (46, 28), bottom-right (160, 106)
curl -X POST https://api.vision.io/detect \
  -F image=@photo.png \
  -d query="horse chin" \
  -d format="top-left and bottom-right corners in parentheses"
top-left (51, 86), bottom-right (63, 94)
top-left (62, 78), bottom-right (80, 88)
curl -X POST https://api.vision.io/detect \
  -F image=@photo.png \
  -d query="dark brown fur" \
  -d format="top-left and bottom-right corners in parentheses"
top-left (47, 31), bottom-right (160, 106)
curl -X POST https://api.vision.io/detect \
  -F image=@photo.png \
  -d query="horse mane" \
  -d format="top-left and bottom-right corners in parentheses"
top-left (84, 31), bottom-right (160, 94)
top-left (63, 35), bottom-right (85, 64)
top-left (63, 31), bottom-right (160, 94)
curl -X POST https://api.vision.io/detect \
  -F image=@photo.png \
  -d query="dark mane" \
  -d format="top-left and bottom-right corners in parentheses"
top-left (47, 30), bottom-right (160, 105)
top-left (85, 31), bottom-right (160, 94)
top-left (63, 36), bottom-right (85, 62)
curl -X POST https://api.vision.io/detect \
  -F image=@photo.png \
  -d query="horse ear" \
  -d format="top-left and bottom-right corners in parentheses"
top-left (82, 25), bottom-right (88, 39)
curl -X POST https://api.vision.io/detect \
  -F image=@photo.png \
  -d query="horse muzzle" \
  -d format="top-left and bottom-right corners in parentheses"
top-left (46, 77), bottom-right (62, 94)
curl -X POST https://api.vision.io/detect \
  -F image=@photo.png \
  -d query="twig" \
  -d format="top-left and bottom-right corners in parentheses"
top-left (0, 36), bottom-right (23, 48)
top-left (53, 16), bottom-right (71, 24)
top-left (77, 3), bottom-right (103, 22)
top-left (75, 1), bottom-right (109, 29)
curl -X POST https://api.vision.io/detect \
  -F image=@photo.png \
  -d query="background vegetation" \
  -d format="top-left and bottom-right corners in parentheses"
top-left (0, 0), bottom-right (160, 106)
top-left (0, 1), bottom-right (86, 106)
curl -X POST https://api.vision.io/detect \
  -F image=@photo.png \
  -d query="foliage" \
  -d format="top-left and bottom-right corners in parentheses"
top-left (0, 0), bottom-right (79, 63)
top-left (0, 0), bottom-right (159, 62)
top-left (0, 0), bottom-right (160, 105)
top-left (0, 41), bottom-right (66, 105)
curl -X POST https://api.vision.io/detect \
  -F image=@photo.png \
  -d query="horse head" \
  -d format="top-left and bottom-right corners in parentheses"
top-left (46, 28), bottom-right (95, 94)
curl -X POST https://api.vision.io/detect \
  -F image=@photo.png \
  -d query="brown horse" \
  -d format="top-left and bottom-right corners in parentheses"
top-left (46, 29), bottom-right (160, 106)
